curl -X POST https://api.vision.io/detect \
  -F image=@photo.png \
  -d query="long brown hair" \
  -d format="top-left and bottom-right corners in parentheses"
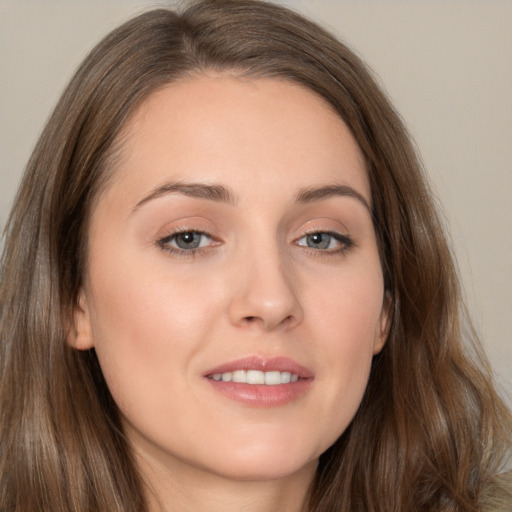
top-left (1, 1), bottom-right (510, 511)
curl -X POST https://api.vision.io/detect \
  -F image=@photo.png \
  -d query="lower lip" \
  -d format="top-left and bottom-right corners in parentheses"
top-left (205, 378), bottom-right (313, 407)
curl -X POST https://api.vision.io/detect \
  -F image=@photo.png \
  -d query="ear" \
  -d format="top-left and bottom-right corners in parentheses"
top-left (373, 291), bottom-right (392, 355)
top-left (66, 290), bottom-right (94, 350)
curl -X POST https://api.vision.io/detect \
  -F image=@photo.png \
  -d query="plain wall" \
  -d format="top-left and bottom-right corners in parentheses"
top-left (1, 0), bottom-right (511, 404)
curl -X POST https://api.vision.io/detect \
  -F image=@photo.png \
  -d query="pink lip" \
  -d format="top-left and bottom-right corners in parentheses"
top-left (204, 356), bottom-right (314, 378)
top-left (204, 356), bottom-right (314, 407)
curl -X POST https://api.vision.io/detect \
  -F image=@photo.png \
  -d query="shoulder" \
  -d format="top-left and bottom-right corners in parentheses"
top-left (480, 472), bottom-right (512, 512)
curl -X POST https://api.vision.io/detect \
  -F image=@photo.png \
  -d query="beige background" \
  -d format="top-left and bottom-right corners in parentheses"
top-left (1, 0), bottom-right (511, 404)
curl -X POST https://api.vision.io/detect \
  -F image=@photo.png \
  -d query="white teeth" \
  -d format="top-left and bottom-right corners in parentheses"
top-left (247, 370), bottom-right (265, 384)
top-left (265, 371), bottom-right (281, 385)
top-left (280, 371), bottom-right (291, 384)
top-left (210, 370), bottom-right (300, 385)
top-left (232, 370), bottom-right (246, 383)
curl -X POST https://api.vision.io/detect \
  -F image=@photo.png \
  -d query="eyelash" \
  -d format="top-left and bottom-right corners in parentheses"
top-left (294, 230), bottom-right (355, 256)
top-left (157, 228), bottom-right (215, 258)
top-left (156, 229), bottom-right (355, 258)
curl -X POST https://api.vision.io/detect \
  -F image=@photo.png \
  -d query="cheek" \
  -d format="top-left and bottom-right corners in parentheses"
top-left (84, 249), bottom-right (220, 408)
top-left (307, 257), bottom-right (384, 350)
top-left (87, 240), bottom-right (218, 340)
top-left (304, 264), bottom-right (384, 434)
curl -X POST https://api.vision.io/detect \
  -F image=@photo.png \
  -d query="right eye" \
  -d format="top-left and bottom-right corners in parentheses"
top-left (158, 230), bottom-right (214, 253)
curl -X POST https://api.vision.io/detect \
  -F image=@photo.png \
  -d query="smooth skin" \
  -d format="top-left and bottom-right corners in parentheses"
top-left (69, 75), bottom-right (390, 512)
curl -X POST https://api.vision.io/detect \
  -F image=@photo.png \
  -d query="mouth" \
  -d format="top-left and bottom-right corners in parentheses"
top-left (207, 370), bottom-right (300, 385)
top-left (204, 356), bottom-right (314, 407)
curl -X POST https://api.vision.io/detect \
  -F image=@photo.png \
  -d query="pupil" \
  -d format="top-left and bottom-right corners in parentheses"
top-left (176, 232), bottom-right (200, 249)
top-left (307, 233), bottom-right (330, 249)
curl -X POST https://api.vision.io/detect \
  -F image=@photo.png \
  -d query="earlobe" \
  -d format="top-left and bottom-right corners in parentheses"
top-left (66, 290), bottom-right (94, 350)
top-left (373, 291), bottom-right (392, 355)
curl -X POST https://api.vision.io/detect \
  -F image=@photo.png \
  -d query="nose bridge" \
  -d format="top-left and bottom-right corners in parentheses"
top-left (228, 233), bottom-right (303, 331)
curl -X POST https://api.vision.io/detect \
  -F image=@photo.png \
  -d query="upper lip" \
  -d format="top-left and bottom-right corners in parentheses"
top-left (204, 356), bottom-right (314, 378)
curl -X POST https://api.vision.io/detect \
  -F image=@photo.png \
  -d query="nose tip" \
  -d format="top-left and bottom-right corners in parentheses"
top-left (228, 258), bottom-right (303, 332)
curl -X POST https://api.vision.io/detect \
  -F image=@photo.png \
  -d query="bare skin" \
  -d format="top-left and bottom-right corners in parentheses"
top-left (69, 75), bottom-right (390, 511)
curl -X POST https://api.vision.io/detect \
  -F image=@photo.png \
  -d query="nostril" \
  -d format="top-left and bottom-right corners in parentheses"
top-left (282, 315), bottom-right (294, 326)
top-left (242, 314), bottom-right (295, 328)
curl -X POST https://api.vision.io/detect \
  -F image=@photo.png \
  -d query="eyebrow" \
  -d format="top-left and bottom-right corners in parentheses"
top-left (295, 184), bottom-right (371, 212)
top-left (131, 181), bottom-right (370, 213)
top-left (132, 181), bottom-right (238, 213)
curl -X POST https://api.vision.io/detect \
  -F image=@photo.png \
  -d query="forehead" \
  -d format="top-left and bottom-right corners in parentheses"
top-left (100, 74), bottom-right (370, 209)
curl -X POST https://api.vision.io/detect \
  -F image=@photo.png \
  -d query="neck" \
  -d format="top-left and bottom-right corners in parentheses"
top-left (134, 448), bottom-right (317, 512)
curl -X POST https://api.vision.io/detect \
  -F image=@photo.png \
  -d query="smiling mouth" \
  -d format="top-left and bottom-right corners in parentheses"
top-left (207, 370), bottom-right (300, 385)
top-left (204, 357), bottom-right (313, 406)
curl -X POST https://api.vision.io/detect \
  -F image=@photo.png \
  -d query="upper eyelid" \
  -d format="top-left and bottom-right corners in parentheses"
top-left (157, 226), bottom-right (351, 242)
top-left (159, 229), bottom-right (214, 245)
top-left (295, 231), bottom-right (354, 244)
top-left (292, 226), bottom-right (351, 241)
top-left (296, 227), bottom-right (346, 236)
top-left (158, 225), bottom-right (214, 241)
top-left (292, 216), bottom-right (351, 233)
top-left (155, 216), bottom-right (355, 242)
top-left (161, 227), bottom-right (210, 236)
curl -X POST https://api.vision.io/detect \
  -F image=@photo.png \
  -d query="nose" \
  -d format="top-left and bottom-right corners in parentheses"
top-left (227, 246), bottom-right (304, 332)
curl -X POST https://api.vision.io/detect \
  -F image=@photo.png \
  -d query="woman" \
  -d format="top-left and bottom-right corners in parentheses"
top-left (0, 1), bottom-right (510, 511)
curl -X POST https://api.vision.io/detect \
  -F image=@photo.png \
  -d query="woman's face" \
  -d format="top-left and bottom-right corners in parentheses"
top-left (71, 76), bottom-right (389, 483)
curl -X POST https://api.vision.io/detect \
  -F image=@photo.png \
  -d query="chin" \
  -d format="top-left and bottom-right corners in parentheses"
top-left (195, 439), bottom-right (321, 482)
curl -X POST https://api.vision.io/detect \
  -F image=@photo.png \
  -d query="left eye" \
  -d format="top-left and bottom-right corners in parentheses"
top-left (296, 232), bottom-right (347, 251)
top-left (161, 231), bottom-right (212, 250)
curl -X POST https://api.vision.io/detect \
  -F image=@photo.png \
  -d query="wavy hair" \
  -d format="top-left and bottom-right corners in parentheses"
top-left (1, 1), bottom-right (510, 510)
